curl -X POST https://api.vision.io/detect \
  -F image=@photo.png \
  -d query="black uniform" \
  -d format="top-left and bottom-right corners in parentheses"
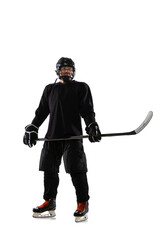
top-left (32, 80), bottom-right (96, 173)
top-left (31, 80), bottom-right (96, 202)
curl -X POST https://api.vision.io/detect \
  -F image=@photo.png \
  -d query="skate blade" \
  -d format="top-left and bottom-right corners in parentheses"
top-left (32, 210), bottom-right (56, 218)
top-left (75, 214), bottom-right (88, 223)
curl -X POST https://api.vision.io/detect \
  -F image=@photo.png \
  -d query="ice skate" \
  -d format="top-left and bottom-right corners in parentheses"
top-left (32, 199), bottom-right (56, 218)
top-left (74, 201), bottom-right (88, 222)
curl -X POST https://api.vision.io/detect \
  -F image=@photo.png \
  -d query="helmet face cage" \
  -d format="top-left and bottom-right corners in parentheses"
top-left (56, 57), bottom-right (75, 79)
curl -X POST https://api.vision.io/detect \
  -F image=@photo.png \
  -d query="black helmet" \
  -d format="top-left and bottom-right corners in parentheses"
top-left (56, 57), bottom-right (75, 81)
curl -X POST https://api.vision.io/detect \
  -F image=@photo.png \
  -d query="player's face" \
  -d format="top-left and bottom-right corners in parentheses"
top-left (60, 66), bottom-right (73, 77)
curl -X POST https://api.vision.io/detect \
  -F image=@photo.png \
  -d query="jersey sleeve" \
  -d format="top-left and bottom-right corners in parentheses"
top-left (79, 83), bottom-right (96, 126)
top-left (31, 85), bottom-right (51, 128)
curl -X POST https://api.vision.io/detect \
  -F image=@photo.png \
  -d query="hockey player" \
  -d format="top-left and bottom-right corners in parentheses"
top-left (23, 57), bottom-right (101, 222)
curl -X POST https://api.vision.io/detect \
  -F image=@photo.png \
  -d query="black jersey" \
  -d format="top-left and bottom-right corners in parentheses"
top-left (32, 80), bottom-right (96, 139)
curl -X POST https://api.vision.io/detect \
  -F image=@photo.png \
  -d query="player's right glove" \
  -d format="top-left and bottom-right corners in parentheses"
top-left (23, 124), bottom-right (39, 148)
top-left (85, 122), bottom-right (101, 143)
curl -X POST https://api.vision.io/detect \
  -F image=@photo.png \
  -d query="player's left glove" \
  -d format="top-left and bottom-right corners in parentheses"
top-left (23, 124), bottom-right (38, 147)
top-left (85, 122), bottom-right (101, 143)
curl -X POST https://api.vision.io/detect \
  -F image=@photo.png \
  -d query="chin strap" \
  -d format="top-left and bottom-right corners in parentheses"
top-left (54, 78), bottom-right (58, 83)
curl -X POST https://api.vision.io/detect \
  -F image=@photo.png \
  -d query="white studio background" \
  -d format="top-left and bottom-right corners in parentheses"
top-left (0, 0), bottom-right (159, 239)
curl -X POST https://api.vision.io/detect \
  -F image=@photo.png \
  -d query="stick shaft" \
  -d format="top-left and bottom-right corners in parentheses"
top-left (37, 131), bottom-right (135, 142)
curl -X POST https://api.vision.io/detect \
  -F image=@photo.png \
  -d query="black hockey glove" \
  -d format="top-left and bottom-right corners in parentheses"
top-left (23, 124), bottom-right (38, 148)
top-left (85, 122), bottom-right (101, 143)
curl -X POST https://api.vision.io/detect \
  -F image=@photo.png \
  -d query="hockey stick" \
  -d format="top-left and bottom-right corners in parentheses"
top-left (37, 111), bottom-right (153, 142)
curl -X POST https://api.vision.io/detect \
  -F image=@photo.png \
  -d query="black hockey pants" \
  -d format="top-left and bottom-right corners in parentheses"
top-left (43, 171), bottom-right (90, 203)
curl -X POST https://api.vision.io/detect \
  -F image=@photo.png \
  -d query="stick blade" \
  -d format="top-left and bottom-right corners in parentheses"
top-left (134, 111), bottom-right (153, 134)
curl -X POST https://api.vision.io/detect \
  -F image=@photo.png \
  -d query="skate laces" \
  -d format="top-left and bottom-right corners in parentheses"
top-left (38, 200), bottom-right (49, 208)
top-left (77, 202), bottom-right (86, 212)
